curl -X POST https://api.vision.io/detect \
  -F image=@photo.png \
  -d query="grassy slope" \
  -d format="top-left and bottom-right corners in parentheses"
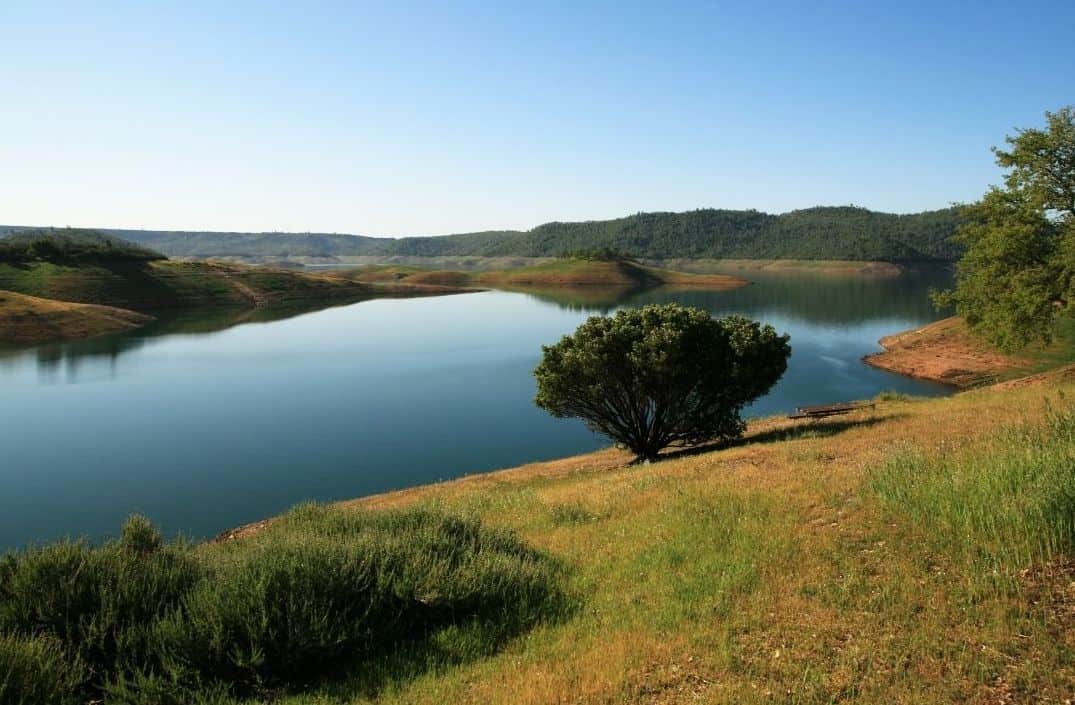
top-left (219, 375), bottom-right (1075, 704)
top-left (0, 290), bottom-right (152, 344)
top-left (865, 316), bottom-right (1075, 388)
top-left (0, 261), bottom-right (365, 311)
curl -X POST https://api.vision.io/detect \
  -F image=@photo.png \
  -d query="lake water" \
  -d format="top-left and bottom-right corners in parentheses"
top-left (0, 267), bottom-right (952, 550)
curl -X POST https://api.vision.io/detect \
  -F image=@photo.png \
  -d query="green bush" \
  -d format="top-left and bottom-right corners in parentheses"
top-left (0, 516), bottom-right (200, 693)
top-left (535, 304), bottom-right (790, 461)
top-left (154, 505), bottom-right (563, 693)
top-left (0, 505), bottom-right (565, 702)
top-left (0, 633), bottom-right (83, 705)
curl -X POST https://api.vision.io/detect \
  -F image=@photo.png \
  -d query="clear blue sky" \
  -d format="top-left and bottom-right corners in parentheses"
top-left (3, 1), bottom-right (1073, 236)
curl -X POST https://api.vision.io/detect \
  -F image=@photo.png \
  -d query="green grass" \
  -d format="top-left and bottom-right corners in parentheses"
top-left (1024, 316), bottom-right (1075, 372)
top-left (868, 398), bottom-right (1075, 591)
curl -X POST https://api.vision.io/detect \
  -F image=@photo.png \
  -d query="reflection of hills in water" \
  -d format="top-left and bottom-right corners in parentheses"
top-left (0, 301), bottom-right (362, 382)
top-left (526, 265), bottom-right (954, 324)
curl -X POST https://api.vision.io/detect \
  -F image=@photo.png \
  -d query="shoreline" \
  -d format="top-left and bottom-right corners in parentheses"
top-left (0, 260), bottom-right (476, 347)
top-left (862, 316), bottom-right (1030, 388)
top-left (0, 290), bottom-right (154, 345)
top-left (646, 258), bottom-right (909, 277)
top-left (223, 314), bottom-right (1067, 543)
top-left (1, 256), bottom-right (938, 347)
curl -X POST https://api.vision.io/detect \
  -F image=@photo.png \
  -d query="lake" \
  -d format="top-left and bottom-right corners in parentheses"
top-left (0, 267), bottom-right (952, 550)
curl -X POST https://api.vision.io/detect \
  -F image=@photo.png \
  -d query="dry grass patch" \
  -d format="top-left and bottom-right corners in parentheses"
top-left (0, 289), bottom-right (152, 344)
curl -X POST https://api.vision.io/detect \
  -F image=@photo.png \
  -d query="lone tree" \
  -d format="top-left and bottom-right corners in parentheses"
top-left (534, 304), bottom-right (790, 462)
top-left (936, 106), bottom-right (1075, 350)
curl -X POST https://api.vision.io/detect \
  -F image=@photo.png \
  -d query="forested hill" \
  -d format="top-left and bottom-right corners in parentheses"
top-left (0, 228), bottom-right (164, 262)
top-left (0, 206), bottom-right (961, 261)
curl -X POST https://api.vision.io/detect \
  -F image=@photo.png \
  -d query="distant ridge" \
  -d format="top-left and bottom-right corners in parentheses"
top-left (0, 205), bottom-right (961, 262)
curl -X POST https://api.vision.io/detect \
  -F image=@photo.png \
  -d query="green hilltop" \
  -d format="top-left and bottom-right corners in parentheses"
top-left (0, 227), bottom-right (165, 263)
top-left (1, 205), bottom-right (961, 262)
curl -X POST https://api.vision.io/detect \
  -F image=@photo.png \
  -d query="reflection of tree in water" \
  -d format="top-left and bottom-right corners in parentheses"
top-left (528, 266), bottom-right (954, 326)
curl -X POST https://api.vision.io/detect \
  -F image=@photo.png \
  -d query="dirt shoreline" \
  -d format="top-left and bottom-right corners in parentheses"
top-left (862, 316), bottom-right (1029, 388)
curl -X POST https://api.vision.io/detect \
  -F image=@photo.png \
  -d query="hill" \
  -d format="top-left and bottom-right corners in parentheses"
top-left (0, 290), bottom-right (152, 344)
top-left (0, 230), bottom-right (474, 345)
top-left (347, 258), bottom-right (746, 291)
top-left (0, 227), bottom-right (164, 263)
top-left (0, 259), bottom-right (470, 315)
top-left (0, 206), bottom-right (961, 262)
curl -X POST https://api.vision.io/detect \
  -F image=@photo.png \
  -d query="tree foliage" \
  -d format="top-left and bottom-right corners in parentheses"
top-left (937, 107), bottom-right (1075, 349)
top-left (557, 246), bottom-right (635, 262)
top-left (534, 304), bottom-right (790, 461)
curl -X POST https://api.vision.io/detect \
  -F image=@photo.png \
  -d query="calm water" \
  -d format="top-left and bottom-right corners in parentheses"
top-left (0, 268), bottom-right (952, 550)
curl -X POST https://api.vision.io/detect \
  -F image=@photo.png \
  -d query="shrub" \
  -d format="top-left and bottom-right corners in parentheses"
top-left (0, 516), bottom-right (200, 695)
top-left (535, 304), bottom-right (790, 461)
top-left (154, 505), bottom-right (564, 694)
top-left (0, 505), bottom-right (565, 702)
top-left (0, 633), bottom-right (83, 705)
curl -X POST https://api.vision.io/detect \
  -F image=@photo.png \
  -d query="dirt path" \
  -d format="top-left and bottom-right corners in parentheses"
top-left (221, 273), bottom-right (269, 308)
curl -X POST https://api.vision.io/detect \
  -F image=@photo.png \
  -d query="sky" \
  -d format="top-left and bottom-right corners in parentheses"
top-left (3, 1), bottom-right (1074, 237)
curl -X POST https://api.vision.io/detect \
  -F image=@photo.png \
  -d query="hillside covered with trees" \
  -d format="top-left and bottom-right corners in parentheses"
top-left (0, 206), bottom-right (960, 262)
top-left (0, 228), bottom-right (164, 263)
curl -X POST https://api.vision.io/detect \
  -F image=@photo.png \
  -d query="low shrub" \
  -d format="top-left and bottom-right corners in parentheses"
top-left (0, 632), bottom-right (83, 705)
top-left (153, 505), bottom-right (564, 693)
top-left (0, 505), bottom-right (565, 702)
top-left (0, 515), bottom-right (200, 693)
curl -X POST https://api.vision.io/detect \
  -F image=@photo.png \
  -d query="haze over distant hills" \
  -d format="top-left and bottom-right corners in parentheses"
top-left (0, 205), bottom-right (961, 262)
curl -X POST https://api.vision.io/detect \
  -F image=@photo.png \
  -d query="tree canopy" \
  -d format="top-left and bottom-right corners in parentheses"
top-left (534, 304), bottom-right (790, 461)
top-left (937, 107), bottom-right (1075, 350)
top-left (0, 228), bottom-right (164, 263)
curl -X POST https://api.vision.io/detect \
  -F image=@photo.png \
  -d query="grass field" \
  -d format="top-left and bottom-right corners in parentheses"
top-left (217, 373), bottom-right (1074, 704)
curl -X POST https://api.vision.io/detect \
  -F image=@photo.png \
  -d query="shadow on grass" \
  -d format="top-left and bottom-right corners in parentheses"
top-left (305, 600), bottom-right (577, 702)
top-left (744, 414), bottom-right (904, 445)
top-left (658, 414), bottom-right (905, 462)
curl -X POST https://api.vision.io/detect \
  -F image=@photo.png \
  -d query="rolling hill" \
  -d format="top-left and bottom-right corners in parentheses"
top-left (0, 206), bottom-right (961, 262)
